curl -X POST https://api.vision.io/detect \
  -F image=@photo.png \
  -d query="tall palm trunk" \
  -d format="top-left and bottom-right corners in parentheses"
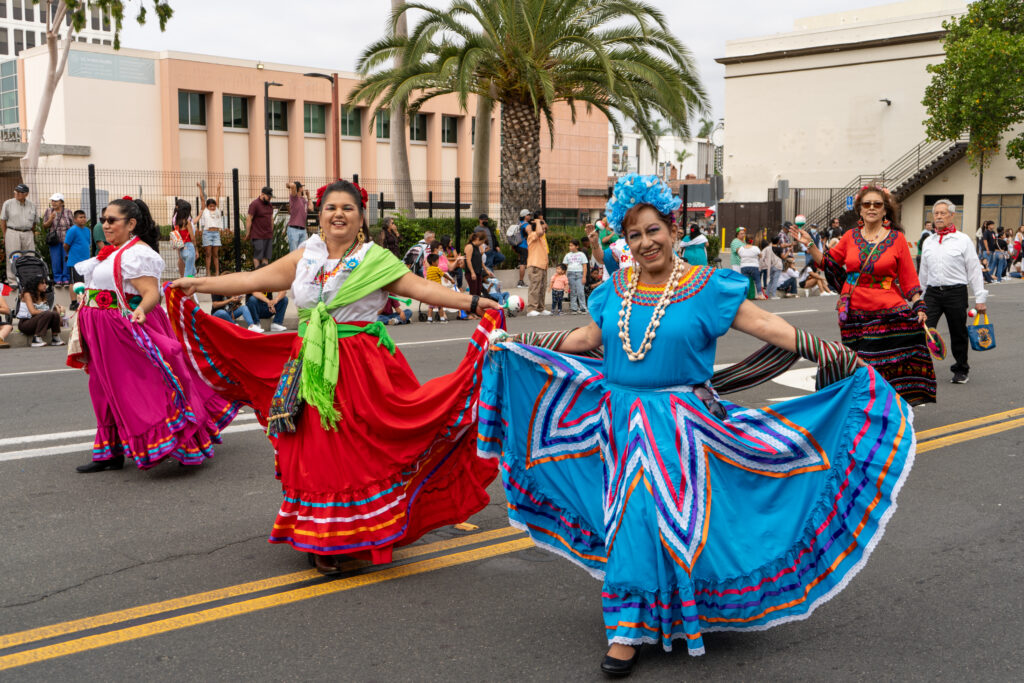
top-left (389, 0), bottom-right (416, 218)
top-left (470, 95), bottom-right (492, 219)
top-left (500, 100), bottom-right (540, 234)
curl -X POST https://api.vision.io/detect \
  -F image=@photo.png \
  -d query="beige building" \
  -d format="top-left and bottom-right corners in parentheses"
top-left (718, 0), bottom-right (1023, 239)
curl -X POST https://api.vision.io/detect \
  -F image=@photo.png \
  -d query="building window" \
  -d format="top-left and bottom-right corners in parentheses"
top-left (177, 91), bottom-right (206, 127)
top-left (91, 38), bottom-right (99, 44)
top-left (979, 194), bottom-right (1024, 232)
top-left (409, 113), bottom-right (427, 142)
top-left (376, 110), bottom-right (390, 139)
top-left (102, 9), bottom-right (110, 32)
top-left (23, 0), bottom-right (31, 22)
top-left (471, 117), bottom-right (475, 145)
top-left (303, 102), bottom-right (326, 135)
top-left (0, 2), bottom-right (6, 19)
top-left (0, 29), bottom-right (7, 56)
top-left (12, 1), bottom-right (20, 21)
top-left (101, 39), bottom-right (110, 46)
top-left (90, 5), bottom-right (99, 30)
top-left (24, 31), bottom-right (33, 50)
top-left (267, 99), bottom-right (287, 132)
top-left (13, 29), bottom-right (22, 56)
top-left (340, 106), bottom-right (360, 137)
top-left (442, 115), bottom-right (458, 144)
top-left (1, 59), bottom-right (19, 128)
top-left (223, 95), bottom-right (248, 130)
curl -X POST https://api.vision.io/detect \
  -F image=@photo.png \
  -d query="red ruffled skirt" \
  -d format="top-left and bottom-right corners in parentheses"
top-left (69, 304), bottom-right (237, 468)
top-left (164, 287), bottom-right (502, 563)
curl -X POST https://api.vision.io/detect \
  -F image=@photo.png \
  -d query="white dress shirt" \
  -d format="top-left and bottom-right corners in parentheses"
top-left (918, 230), bottom-right (988, 303)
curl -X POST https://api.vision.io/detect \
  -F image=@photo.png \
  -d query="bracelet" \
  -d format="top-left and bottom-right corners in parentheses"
top-left (470, 295), bottom-right (479, 315)
top-left (911, 299), bottom-right (927, 316)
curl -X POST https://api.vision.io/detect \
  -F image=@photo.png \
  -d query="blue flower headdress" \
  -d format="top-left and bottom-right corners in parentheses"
top-left (604, 174), bottom-right (681, 234)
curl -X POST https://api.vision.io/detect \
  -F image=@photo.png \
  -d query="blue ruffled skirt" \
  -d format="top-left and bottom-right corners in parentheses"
top-left (479, 343), bottom-right (915, 655)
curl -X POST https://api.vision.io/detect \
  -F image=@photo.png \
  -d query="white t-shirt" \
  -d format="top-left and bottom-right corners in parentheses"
top-left (603, 238), bottom-right (633, 281)
top-left (76, 241), bottom-right (165, 295)
top-left (737, 245), bottom-right (761, 269)
top-left (199, 208), bottom-right (223, 231)
top-left (562, 251), bottom-right (587, 273)
top-left (292, 235), bottom-right (389, 323)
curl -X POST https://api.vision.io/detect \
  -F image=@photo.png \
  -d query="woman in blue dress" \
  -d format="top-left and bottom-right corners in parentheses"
top-left (480, 175), bottom-right (915, 677)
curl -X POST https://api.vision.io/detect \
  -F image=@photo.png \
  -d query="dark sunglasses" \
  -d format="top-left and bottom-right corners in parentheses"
top-left (861, 201), bottom-right (885, 209)
top-left (102, 216), bottom-right (125, 224)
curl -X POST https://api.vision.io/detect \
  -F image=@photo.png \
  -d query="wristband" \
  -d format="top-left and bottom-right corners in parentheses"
top-left (470, 295), bottom-right (479, 315)
top-left (911, 299), bottom-right (927, 316)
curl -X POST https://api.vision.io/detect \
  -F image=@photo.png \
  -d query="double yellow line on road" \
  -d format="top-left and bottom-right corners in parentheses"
top-left (2, 405), bottom-right (1022, 671)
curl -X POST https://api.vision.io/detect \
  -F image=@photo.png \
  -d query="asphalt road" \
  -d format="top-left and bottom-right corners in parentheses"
top-left (0, 285), bottom-right (1022, 681)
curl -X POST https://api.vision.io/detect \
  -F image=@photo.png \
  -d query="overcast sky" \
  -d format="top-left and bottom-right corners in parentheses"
top-left (119, 0), bottom-right (887, 124)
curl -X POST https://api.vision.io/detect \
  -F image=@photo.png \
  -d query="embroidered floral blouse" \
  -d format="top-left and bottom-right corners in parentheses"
top-left (822, 229), bottom-right (922, 314)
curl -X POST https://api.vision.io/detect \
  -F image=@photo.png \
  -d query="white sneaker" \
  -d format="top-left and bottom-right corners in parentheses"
top-left (50, 337), bottom-right (66, 346)
top-left (541, 310), bottom-right (552, 316)
top-left (248, 324), bottom-right (264, 333)
top-left (526, 310), bottom-right (540, 317)
top-left (31, 336), bottom-right (46, 347)
top-left (270, 323), bottom-right (287, 332)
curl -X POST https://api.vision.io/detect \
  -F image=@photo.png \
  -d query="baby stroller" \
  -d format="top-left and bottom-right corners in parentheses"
top-left (10, 250), bottom-right (54, 308)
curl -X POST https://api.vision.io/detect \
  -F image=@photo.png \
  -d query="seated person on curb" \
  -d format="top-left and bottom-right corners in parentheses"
top-left (798, 261), bottom-right (834, 296)
top-left (424, 253), bottom-right (455, 323)
top-left (377, 296), bottom-right (412, 325)
top-left (776, 258), bottom-right (799, 298)
top-left (210, 294), bottom-right (257, 330)
top-left (484, 273), bottom-right (509, 307)
top-left (16, 275), bottom-right (65, 347)
top-left (245, 289), bottom-right (289, 332)
top-left (0, 295), bottom-right (12, 348)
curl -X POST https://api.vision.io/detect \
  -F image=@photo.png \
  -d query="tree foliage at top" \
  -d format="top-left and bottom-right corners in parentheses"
top-left (922, 0), bottom-right (1024, 168)
top-left (35, 1), bottom-right (173, 49)
top-left (350, 0), bottom-right (708, 156)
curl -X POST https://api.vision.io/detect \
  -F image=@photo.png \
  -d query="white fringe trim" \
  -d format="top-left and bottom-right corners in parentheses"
top-left (608, 635), bottom-right (705, 657)
top-left (508, 518), bottom-right (606, 581)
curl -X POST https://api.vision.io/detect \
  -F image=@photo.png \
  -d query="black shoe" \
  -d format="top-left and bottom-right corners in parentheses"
top-left (951, 372), bottom-right (969, 384)
top-left (76, 455), bottom-right (125, 473)
top-left (600, 647), bottom-right (641, 678)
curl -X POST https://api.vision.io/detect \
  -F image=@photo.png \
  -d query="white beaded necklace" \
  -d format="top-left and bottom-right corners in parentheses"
top-left (617, 256), bottom-right (687, 362)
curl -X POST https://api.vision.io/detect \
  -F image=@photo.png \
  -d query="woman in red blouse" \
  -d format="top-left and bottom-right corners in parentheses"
top-left (791, 185), bottom-right (935, 405)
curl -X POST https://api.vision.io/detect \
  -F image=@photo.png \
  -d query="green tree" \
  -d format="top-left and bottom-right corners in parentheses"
top-left (350, 0), bottom-right (707, 232)
top-left (21, 2), bottom-right (173, 180)
top-left (696, 117), bottom-right (714, 141)
top-left (922, 0), bottom-right (1024, 168)
top-left (389, 0), bottom-right (417, 218)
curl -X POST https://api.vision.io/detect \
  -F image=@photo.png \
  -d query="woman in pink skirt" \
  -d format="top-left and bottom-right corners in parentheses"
top-left (69, 198), bottom-right (237, 473)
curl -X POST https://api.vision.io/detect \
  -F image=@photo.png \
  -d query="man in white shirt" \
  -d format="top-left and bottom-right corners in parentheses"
top-left (918, 199), bottom-right (987, 385)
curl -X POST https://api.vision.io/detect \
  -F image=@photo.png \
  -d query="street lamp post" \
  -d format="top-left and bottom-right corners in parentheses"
top-left (303, 72), bottom-right (340, 180)
top-left (264, 80), bottom-right (283, 188)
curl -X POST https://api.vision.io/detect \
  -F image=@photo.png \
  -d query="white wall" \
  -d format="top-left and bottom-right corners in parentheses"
top-left (340, 139), bottom-right (361, 177)
top-left (178, 129), bottom-right (207, 171)
top-left (268, 134), bottom-right (288, 179)
top-left (304, 137), bottom-right (326, 179)
top-left (224, 130), bottom-right (250, 174)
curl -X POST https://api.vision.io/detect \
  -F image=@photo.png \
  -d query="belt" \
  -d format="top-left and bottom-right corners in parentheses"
top-left (846, 273), bottom-right (894, 289)
top-left (928, 284), bottom-right (967, 291)
top-left (85, 289), bottom-right (142, 310)
top-left (8, 227), bottom-right (33, 232)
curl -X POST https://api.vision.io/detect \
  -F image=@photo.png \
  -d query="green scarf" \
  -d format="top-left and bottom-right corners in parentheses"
top-left (296, 243), bottom-right (409, 428)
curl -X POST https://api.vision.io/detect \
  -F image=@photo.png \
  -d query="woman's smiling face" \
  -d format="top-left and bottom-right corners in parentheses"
top-left (623, 206), bottom-right (677, 276)
top-left (319, 190), bottom-right (362, 244)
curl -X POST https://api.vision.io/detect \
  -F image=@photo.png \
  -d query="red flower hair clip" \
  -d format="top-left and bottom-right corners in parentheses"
top-left (315, 180), bottom-right (368, 209)
top-left (122, 195), bottom-right (133, 201)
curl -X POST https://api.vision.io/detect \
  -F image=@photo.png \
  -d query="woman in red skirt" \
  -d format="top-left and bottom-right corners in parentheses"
top-left (169, 180), bottom-right (502, 573)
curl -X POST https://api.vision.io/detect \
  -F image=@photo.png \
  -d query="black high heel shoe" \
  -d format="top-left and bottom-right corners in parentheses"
top-left (601, 646), bottom-right (641, 678)
top-left (76, 454), bottom-right (125, 473)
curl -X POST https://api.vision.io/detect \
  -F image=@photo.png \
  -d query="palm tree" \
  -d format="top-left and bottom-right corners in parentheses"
top-left (351, 0), bottom-right (707, 232)
top-left (675, 149), bottom-right (692, 177)
top-left (696, 117), bottom-right (715, 141)
top-left (389, 0), bottom-right (416, 218)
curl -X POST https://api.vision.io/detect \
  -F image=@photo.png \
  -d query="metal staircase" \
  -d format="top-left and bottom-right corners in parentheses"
top-left (800, 134), bottom-right (970, 227)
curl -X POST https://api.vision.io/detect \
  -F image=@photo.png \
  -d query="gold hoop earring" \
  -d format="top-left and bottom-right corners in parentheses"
top-left (358, 228), bottom-right (366, 243)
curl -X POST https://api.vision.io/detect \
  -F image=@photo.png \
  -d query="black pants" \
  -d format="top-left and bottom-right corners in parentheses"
top-left (18, 310), bottom-right (61, 338)
top-left (924, 285), bottom-right (969, 375)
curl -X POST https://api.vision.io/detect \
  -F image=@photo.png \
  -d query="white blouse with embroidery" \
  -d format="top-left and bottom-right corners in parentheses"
top-left (75, 242), bottom-right (165, 295)
top-left (292, 235), bottom-right (391, 323)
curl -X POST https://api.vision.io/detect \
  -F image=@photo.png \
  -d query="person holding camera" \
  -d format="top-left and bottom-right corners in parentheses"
top-left (525, 213), bottom-right (551, 316)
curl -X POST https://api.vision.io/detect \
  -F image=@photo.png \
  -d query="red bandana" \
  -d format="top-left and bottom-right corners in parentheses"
top-left (96, 245), bottom-right (119, 261)
top-left (936, 226), bottom-right (956, 243)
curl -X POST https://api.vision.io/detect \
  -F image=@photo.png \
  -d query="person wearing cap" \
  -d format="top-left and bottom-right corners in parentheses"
top-left (474, 213), bottom-right (504, 270)
top-left (286, 181), bottom-right (313, 252)
top-left (246, 186), bottom-right (276, 268)
top-left (43, 193), bottom-right (74, 286)
top-left (2, 184), bottom-right (37, 286)
top-left (729, 226), bottom-right (746, 273)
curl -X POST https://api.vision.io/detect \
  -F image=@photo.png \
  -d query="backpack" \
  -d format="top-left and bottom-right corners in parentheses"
top-left (506, 223), bottom-right (523, 246)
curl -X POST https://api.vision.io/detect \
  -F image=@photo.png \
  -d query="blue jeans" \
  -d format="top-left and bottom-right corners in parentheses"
top-left (486, 290), bottom-right (509, 306)
top-left (49, 244), bottom-right (68, 282)
top-left (778, 276), bottom-right (797, 295)
top-left (741, 266), bottom-right (761, 296)
top-left (246, 296), bottom-right (288, 325)
top-left (287, 226), bottom-right (308, 252)
top-left (991, 251), bottom-right (1007, 280)
top-left (377, 309), bottom-right (412, 325)
top-left (568, 271), bottom-right (585, 311)
top-left (181, 242), bottom-right (197, 277)
top-left (484, 249), bottom-right (505, 269)
top-left (213, 305), bottom-right (255, 327)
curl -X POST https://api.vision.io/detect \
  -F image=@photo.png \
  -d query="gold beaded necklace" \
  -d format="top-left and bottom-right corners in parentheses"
top-left (617, 256), bottom-right (687, 362)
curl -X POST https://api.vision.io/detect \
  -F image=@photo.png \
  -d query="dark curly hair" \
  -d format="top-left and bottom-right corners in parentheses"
top-left (855, 185), bottom-right (903, 232)
top-left (22, 274), bottom-right (47, 302)
top-left (108, 198), bottom-right (159, 251)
